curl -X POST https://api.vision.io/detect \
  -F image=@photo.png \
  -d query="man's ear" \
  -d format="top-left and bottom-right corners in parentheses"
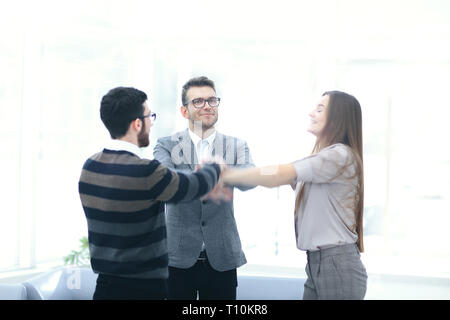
top-left (180, 105), bottom-right (189, 119)
top-left (130, 118), bottom-right (142, 132)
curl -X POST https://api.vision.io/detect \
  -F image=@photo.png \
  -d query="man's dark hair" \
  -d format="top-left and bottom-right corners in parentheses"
top-left (100, 87), bottom-right (147, 139)
top-left (181, 76), bottom-right (216, 106)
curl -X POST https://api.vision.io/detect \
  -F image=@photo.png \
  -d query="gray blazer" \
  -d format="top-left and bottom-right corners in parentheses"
top-left (153, 129), bottom-right (255, 272)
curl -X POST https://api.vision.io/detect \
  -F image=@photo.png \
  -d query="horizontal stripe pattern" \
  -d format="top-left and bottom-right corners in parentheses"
top-left (79, 149), bottom-right (220, 279)
top-left (83, 203), bottom-right (162, 223)
top-left (83, 158), bottom-right (158, 177)
top-left (86, 210), bottom-right (165, 236)
top-left (90, 254), bottom-right (169, 276)
top-left (89, 238), bottom-right (167, 263)
top-left (80, 193), bottom-right (156, 213)
top-left (169, 173), bottom-right (192, 203)
top-left (88, 226), bottom-right (166, 249)
top-left (80, 181), bottom-right (157, 201)
top-left (80, 169), bottom-right (165, 191)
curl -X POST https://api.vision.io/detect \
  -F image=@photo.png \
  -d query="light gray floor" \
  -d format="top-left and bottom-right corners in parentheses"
top-left (365, 273), bottom-right (450, 300)
top-left (239, 263), bottom-right (450, 300)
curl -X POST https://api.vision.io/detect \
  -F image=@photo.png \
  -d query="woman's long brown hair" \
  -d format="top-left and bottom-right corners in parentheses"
top-left (294, 91), bottom-right (364, 252)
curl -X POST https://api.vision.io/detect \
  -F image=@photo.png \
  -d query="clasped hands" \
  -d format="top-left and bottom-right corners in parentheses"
top-left (197, 156), bottom-right (233, 204)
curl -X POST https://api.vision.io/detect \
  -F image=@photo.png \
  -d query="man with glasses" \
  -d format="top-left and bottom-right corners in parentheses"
top-left (154, 76), bottom-right (255, 300)
top-left (78, 86), bottom-right (225, 299)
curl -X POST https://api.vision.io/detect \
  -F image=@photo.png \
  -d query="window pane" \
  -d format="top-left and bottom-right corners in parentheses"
top-left (0, 42), bottom-right (22, 270)
top-left (34, 38), bottom-right (134, 264)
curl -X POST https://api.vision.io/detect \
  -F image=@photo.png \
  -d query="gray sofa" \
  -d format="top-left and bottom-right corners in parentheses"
top-left (0, 283), bottom-right (28, 300)
top-left (3, 266), bottom-right (305, 300)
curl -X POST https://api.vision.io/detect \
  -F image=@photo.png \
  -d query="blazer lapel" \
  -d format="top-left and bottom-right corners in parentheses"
top-left (212, 131), bottom-right (228, 163)
top-left (178, 129), bottom-right (198, 170)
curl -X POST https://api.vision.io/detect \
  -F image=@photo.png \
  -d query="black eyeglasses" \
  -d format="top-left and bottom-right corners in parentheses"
top-left (185, 97), bottom-right (221, 109)
top-left (138, 112), bottom-right (156, 122)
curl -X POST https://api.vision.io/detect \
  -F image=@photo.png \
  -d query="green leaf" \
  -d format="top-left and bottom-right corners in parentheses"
top-left (63, 236), bottom-right (91, 266)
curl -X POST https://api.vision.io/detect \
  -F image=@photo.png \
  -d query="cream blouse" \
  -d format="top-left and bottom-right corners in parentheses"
top-left (293, 143), bottom-right (359, 251)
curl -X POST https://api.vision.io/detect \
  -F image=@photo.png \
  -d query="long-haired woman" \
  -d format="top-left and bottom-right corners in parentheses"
top-left (221, 91), bottom-right (368, 300)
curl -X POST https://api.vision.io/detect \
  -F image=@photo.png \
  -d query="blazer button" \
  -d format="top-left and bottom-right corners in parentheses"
top-left (202, 200), bottom-right (208, 205)
top-left (201, 221), bottom-right (206, 227)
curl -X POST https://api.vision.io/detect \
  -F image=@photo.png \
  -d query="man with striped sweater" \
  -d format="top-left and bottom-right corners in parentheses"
top-left (78, 87), bottom-right (225, 300)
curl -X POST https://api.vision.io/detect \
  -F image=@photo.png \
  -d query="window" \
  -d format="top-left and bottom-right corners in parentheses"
top-left (1, 1), bottom-right (449, 281)
top-left (0, 36), bottom-right (23, 270)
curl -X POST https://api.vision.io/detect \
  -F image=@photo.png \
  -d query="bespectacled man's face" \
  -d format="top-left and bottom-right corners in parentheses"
top-left (181, 86), bottom-right (219, 132)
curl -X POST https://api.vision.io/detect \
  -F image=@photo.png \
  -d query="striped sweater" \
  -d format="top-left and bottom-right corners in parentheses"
top-left (78, 148), bottom-right (220, 279)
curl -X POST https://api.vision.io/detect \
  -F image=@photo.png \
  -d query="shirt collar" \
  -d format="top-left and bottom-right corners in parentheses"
top-left (188, 129), bottom-right (216, 147)
top-left (105, 139), bottom-right (143, 158)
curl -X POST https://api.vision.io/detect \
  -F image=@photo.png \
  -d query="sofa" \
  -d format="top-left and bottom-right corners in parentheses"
top-left (3, 266), bottom-right (305, 300)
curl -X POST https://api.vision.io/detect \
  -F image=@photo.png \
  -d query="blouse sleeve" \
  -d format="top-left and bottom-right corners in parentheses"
top-left (292, 144), bottom-right (355, 184)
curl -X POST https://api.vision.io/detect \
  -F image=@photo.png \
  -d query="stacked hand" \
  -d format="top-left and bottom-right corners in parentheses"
top-left (197, 156), bottom-right (233, 204)
top-left (203, 155), bottom-right (227, 172)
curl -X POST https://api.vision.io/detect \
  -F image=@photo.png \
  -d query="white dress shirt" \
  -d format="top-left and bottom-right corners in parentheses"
top-left (105, 139), bottom-right (143, 159)
top-left (188, 129), bottom-right (216, 164)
